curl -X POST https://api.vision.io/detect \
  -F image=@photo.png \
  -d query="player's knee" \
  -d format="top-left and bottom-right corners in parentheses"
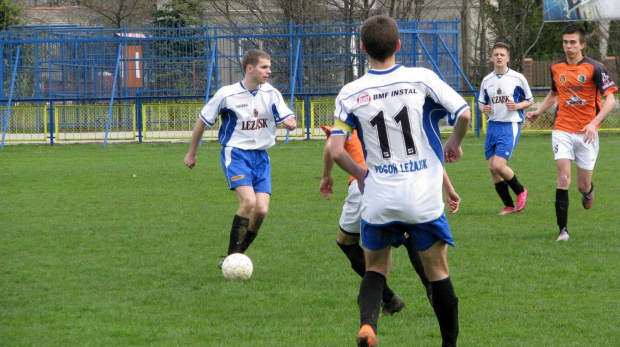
top-left (238, 197), bottom-right (257, 214)
top-left (577, 181), bottom-right (590, 194)
top-left (253, 204), bottom-right (269, 218)
top-left (557, 174), bottom-right (571, 188)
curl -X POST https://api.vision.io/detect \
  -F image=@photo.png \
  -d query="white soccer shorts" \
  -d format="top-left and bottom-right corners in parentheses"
top-left (339, 180), bottom-right (362, 235)
top-left (552, 130), bottom-right (599, 170)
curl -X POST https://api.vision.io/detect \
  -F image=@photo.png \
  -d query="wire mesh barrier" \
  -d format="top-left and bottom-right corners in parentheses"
top-left (6, 21), bottom-right (617, 145)
top-left (0, 20), bottom-right (468, 145)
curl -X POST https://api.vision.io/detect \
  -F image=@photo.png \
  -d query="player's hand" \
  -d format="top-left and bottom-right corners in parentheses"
top-left (581, 123), bottom-right (597, 144)
top-left (445, 190), bottom-right (461, 213)
top-left (184, 153), bottom-right (196, 169)
top-left (283, 117), bottom-right (297, 130)
top-left (506, 100), bottom-right (516, 111)
top-left (443, 140), bottom-right (463, 163)
top-left (482, 105), bottom-right (492, 114)
top-left (319, 176), bottom-right (334, 200)
top-left (526, 111), bottom-right (539, 121)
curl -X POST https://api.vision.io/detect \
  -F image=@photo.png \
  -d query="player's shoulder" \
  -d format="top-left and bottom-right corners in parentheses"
top-left (550, 59), bottom-right (566, 70)
top-left (581, 56), bottom-right (605, 68)
top-left (481, 72), bottom-right (495, 84)
top-left (215, 82), bottom-right (245, 97)
top-left (506, 68), bottom-right (526, 79)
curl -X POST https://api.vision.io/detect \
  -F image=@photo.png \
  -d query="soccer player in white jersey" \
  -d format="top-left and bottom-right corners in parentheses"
top-left (184, 49), bottom-right (296, 268)
top-left (478, 42), bottom-right (534, 215)
top-left (329, 15), bottom-right (470, 347)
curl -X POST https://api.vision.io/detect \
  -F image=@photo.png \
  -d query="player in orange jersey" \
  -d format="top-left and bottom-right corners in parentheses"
top-left (526, 24), bottom-right (617, 242)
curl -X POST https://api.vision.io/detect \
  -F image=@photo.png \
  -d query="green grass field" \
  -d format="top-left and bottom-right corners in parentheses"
top-left (2, 134), bottom-right (619, 346)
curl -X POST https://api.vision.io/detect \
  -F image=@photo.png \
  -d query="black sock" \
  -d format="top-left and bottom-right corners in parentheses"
top-left (337, 242), bottom-right (395, 303)
top-left (555, 189), bottom-right (569, 232)
top-left (506, 174), bottom-right (525, 195)
top-left (227, 215), bottom-right (249, 255)
top-left (586, 182), bottom-right (594, 195)
top-left (238, 230), bottom-right (257, 253)
top-left (430, 277), bottom-right (459, 347)
top-left (495, 181), bottom-right (514, 207)
top-left (358, 271), bottom-right (385, 333)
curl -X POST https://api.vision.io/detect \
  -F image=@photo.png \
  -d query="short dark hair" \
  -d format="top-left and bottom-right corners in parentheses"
top-left (562, 24), bottom-right (586, 43)
top-left (361, 15), bottom-right (399, 62)
top-left (241, 49), bottom-right (270, 73)
top-left (492, 42), bottom-right (510, 56)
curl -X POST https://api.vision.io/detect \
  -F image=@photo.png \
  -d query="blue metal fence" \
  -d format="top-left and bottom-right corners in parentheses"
top-left (1, 20), bottom-right (467, 102)
top-left (1, 20), bottom-right (471, 144)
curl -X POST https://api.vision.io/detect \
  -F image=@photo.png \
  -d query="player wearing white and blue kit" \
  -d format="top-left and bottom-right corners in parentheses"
top-left (329, 15), bottom-right (470, 347)
top-left (185, 49), bottom-right (296, 267)
top-left (478, 42), bottom-right (533, 215)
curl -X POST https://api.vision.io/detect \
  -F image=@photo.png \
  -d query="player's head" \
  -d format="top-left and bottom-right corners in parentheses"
top-left (491, 42), bottom-right (510, 69)
top-left (562, 24), bottom-right (586, 44)
top-left (561, 24), bottom-right (586, 60)
top-left (242, 49), bottom-right (271, 74)
top-left (361, 15), bottom-right (400, 62)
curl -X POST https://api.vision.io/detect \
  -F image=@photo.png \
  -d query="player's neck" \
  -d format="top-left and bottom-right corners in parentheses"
top-left (566, 53), bottom-right (584, 65)
top-left (369, 56), bottom-right (396, 71)
top-left (494, 66), bottom-right (508, 75)
top-left (242, 78), bottom-right (261, 91)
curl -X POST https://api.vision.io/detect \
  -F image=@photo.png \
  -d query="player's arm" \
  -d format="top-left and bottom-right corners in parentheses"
top-left (509, 98), bottom-right (534, 111)
top-left (526, 91), bottom-right (558, 121)
top-left (319, 137), bottom-right (335, 200)
top-left (184, 118), bottom-right (206, 169)
top-left (282, 115), bottom-right (297, 130)
top-left (330, 120), bottom-right (366, 187)
top-left (443, 169), bottom-right (460, 213)
top-left (478, 102), bottom-right (492, 114)
top-left (582, 93), bottom-right (617, 143)
top-left (444, 108), bottom-right (471, 163)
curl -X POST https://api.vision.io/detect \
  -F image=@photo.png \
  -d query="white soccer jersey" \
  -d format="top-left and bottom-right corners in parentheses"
top-left (199, 81), bottom-right (294, 150)
top-left (478, 68), bottom-right (533, 123)
top-left (333, 65), bottom-right (470, 225)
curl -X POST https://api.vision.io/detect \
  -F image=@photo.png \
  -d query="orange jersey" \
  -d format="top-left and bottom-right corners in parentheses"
top-left (550, 57), bottom-right (618, 133)
top-left (321, 125), bottom-right (367, 185)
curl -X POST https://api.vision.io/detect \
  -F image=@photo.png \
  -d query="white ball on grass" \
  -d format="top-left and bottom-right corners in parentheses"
top-left (221, 253), bottom-right (253, 281)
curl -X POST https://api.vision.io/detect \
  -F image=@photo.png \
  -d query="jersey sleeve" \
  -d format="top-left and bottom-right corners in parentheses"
top-left (199, 90), bottom-right (226, 126)
top-left (477, 77), bottom-right (489, 105)
top-left (593, 63), bottom-right (619, 97)
top-left (426, 70), bottom-right (470, 126)
top-left (271, 89), bottom-right (295, 124)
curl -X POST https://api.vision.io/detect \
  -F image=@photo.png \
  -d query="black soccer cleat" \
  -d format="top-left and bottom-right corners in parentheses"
top-left (381, 294), bottom-right (405, 315)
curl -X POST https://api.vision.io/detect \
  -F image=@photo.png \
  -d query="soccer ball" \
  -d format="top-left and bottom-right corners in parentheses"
top-left (221, 253), bottom-right (253, 280)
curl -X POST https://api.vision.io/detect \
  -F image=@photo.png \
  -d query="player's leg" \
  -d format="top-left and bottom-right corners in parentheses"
top-left (574, 132), bottom-right (598, 210)
top-left (408, 215), bottom-right (458, 347)
top-left (489, 155), bottom-right (515, 214)
top-left (239, 192), bottom-right (269, 253)
top-left (337, 181), bottom-right (403, 314)
top-left (219, 147), bottom-right (256, 266)
top-left (552, 130), bottom-right (575, 241)
top-left (491, 122), bottom-right (527, 213)
top-left (419, 242), bottom-right (459, 347)
top-left (403, 236), bottom-right (432, 305)
top-left (555, 159), bottom-right (572, 241)
top-left (357, 245), bottom-right (391, 346)
top-left (486, 123), bottom-right (515, 214)
top-left (238, 150), bottom-right (272, 253)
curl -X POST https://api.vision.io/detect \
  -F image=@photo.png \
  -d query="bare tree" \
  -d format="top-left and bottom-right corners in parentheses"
top-left (77, 0), bottom-right (154, 28)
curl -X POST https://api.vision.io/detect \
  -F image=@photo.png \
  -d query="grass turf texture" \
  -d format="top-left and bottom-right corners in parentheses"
top-left (1, 133), bottom-right (619, 346)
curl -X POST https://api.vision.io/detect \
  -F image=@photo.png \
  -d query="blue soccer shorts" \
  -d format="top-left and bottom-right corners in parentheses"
top-left (220, 146), bottom-right (271, 193)
top-left (485, 121), bottom-right (521, 160)
top-left (361, 213), bottom-right (454, 251)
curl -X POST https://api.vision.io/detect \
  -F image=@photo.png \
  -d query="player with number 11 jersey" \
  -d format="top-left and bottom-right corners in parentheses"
top-left (333, 65), bottom-right (470, 226)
